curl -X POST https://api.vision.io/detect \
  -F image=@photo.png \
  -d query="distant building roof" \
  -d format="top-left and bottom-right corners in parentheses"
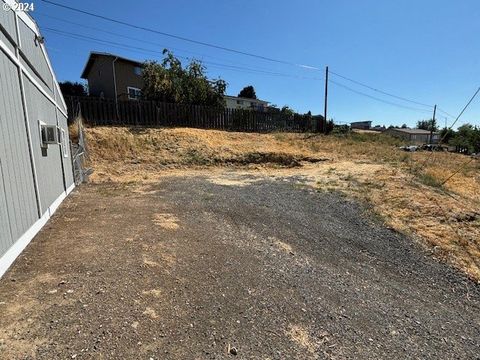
top-left (351, 120), bottom-right (372, 125)
top-left (81, 52), bottom-right (143, 79)
top-left (391, 128), bottom-right (437, 134)
top-left (224, 95), bottom-right (269, 105)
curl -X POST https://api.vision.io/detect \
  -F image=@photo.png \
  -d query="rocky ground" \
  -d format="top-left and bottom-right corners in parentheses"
top-left (0, 171), bottom-right (478, 359)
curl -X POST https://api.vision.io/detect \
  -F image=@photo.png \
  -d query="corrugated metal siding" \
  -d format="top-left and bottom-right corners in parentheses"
top-left (57, 112), bottom-right (74, 188)
top-left (23, 78), bottom-right (66, 215)
top-left (0, 50), bottom-right (39, 251)
top-left (0, 160), bottom-right (13, 254)
top-left (18, 18), bottom-right (53, 91)
top-left (0, 2), bottom-right (17, 43)
top-left (19, 55), bottom-right (53, 97)
top-left (0, 30), bottom-right (14, 53)
top-left (54, 82), bottom-right (68, 114)
top-left (0, 2), bottom-right (16, 54)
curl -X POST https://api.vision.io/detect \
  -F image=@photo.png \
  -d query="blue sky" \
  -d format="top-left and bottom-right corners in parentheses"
top-left (34, 0), bottom-right (480, 127)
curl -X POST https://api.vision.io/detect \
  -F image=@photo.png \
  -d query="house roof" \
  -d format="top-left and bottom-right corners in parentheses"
top-left (389, 128), bottom-right (438, 135)
top-left (224, 95), bottom-right (269, 105)
top-left (351, 120), bottom-right (372, 125)
top-left (80, 52), bottom-right (143, 79)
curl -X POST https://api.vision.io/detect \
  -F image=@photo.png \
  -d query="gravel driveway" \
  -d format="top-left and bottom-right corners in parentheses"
top-left (0, 171), bottom-right (478, 359)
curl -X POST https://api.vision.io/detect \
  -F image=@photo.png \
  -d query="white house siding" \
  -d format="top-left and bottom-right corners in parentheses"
top-left (224, 96), bottom-right (268, 111)
top-left (0, 2), bottom-right (75, 277)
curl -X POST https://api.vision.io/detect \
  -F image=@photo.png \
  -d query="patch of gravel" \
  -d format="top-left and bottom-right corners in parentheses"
top-left (0, 172), bottom-right (478, 359)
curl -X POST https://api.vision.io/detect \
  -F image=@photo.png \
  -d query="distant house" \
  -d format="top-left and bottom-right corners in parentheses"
top-left (371, 125), bottom-right (386, 132)
top-left (81, 52), bottom-right (144, 101)
top-left (385, 128), bottom-right (440, 144)
top-left (351, 121), bottom-right (372, 130)
top-left (224, 95), bottom-right (269, 111)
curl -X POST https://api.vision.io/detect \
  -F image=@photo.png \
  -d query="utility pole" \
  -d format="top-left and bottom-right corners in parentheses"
top-left (324, 66), bottom-right (329, 133)
top-left (430, 104), bottom-right (436, 144)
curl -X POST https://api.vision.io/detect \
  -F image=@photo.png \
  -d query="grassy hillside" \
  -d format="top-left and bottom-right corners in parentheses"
top-left (78, 125), bottom-right (480, 281)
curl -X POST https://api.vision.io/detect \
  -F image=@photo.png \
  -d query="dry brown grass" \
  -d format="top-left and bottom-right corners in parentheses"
top-left (79, 126), bottom-right (480, 281)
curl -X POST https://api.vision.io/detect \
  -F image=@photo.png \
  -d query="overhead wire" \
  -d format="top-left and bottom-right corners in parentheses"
top-left (418, 87), bottom-right (480, 178)
top-left (35, 12), bottom-right (285, 74)
top-left (328, 79), bottom-right (433, 114)
top-left (39, 2), bottom-right (465, 120)
top-left (40, 0), bottom-right (316, 69)
top-left (43, 26), bottom-right (442, 116)
top-left (329, 70), bottom-right (434, 109)
top-left (42, 28), bottom-right (325, 81)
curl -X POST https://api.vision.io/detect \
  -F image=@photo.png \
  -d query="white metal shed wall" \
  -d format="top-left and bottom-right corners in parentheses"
top-left (0, 0), bottom-right (75, 277)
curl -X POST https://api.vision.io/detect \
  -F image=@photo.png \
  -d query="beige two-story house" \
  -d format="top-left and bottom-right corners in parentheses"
top-left (81, 52), bottom-right (144, 100)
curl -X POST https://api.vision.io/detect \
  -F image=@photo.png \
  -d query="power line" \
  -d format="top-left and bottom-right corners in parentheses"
top-left (44, 29), bottom-right (453, 120)
top-left (328, 78), bottom-right (433, 114)
top-left (42, 27), bottom-right (325, 81)
top-left (422, 87), bottom-right (480, 167)
top-left (44, 27), bottom-right (166, 55)
top-left (37, 13), bottom-right (209, 60)
top-left (329, 70), bottom-right (435, 109)
top-left (39, 0), bottom-right (457, 119)
top-left (441, 158), bottom-right (475, 186)
top-left (419, 87), bottom-right (480, 169)
top-left (443, 87), bottom-right (480, 131)
top-left (46, 25), bottom-right (434, 116)
top-left (40, 0), bottom-right (319, 69)
top-left (436, 107), bottom-right (456, 119)
top-left (36, 13), bottom-right (284, 74)
top-left (43, 25), bottom-right (450, 118)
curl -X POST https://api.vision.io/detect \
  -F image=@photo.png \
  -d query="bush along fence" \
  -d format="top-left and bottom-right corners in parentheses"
top-left (65, 96), bottom-right (326, 133)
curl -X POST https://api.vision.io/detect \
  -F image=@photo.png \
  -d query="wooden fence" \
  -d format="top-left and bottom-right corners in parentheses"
top-left (65, 96), bottom-right (325, 133)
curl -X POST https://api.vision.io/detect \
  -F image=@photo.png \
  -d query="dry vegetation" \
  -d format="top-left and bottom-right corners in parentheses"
top-left (76, 123), bottom-right (480, 281)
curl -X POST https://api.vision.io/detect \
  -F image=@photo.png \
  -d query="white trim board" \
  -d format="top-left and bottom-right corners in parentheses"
top-left (0, 185), bottom-right (75, 279)
top-left (66, 182), bottom-right (75, 195)
top-left (0, 38), bottom-right (68, 119)
top-left (39, 34), bottom-right (68, 112)
top-left (4, 0), bottom-right (37, 32)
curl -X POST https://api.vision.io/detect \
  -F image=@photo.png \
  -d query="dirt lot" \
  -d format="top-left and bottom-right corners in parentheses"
top-left (1, 171), bottom-right (479, 359)
top-left (82, 126), bottom-right (480, 280)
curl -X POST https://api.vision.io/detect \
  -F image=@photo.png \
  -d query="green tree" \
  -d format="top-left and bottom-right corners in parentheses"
top-left (142, 50), bottom-right (227, 107)
top-left (326, 119), bottom-right (335, 134)
top-left (238, 85), bottom-right (257, 99)
top-left (473, 127), bottom-right (480, 153)
top-left (450, 124), bottom-right (480, 153)
top-left (439, 127), bottom-right (455, 144)
top-left (280, 106), bottom-right (295, 117)
top-left (416, 119), bottom-right (438, 131)
top-left (59, 81), bottom-right (87, 97)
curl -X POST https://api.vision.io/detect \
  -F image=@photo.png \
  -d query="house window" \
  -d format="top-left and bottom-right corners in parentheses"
top-left (133, 66), bottom-right (142, 76)
top-left (236, 100), bottom-right (244, 105)
top-left (127, 87), bottom-right (142, 100)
